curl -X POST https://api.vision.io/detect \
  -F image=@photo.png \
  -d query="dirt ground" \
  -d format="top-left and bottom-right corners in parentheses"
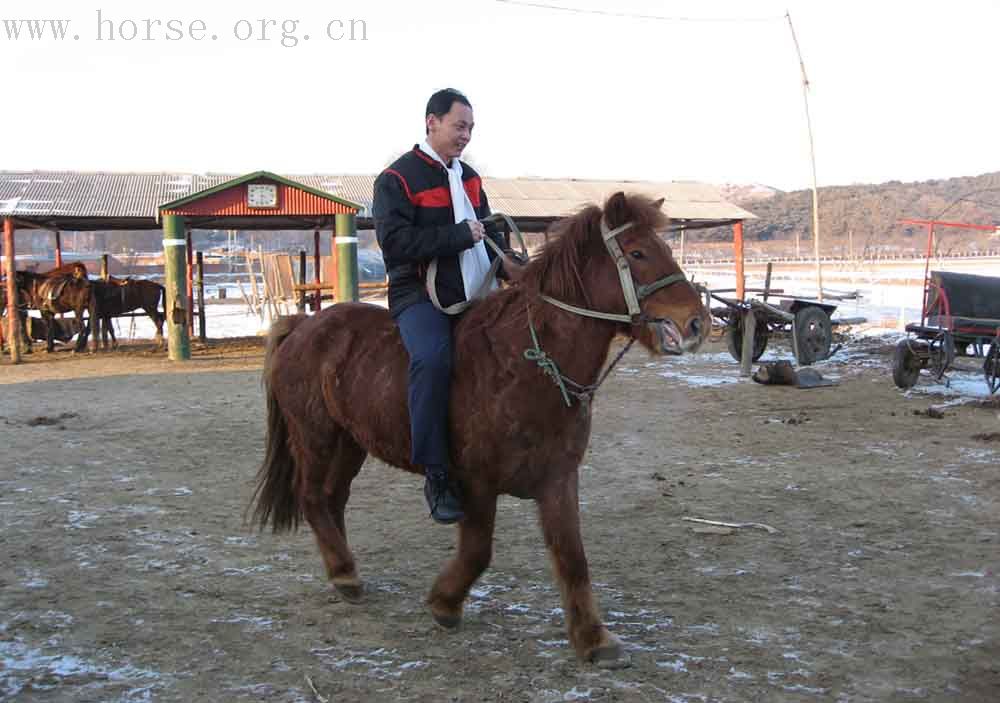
top-left (1, 333), bottom-right (998, 702)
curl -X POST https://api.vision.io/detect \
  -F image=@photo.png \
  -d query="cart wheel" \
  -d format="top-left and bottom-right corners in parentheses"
top-left (928, 331), bottom-right (956, 380)
top-left (794, 306), bottom-right (832, 365)
top-left (984, 342), bottom-right (1000, 395)
top-left (892, 338), bottom-right (924, 389)
top-left (725, 317), bottom-right (769, 363)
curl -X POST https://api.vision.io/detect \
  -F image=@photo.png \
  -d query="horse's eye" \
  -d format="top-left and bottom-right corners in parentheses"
top-left (630, 250), bottom-right (645, 260)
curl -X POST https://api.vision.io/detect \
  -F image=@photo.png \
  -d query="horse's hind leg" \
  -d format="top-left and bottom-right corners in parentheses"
top-left (294, 425), bottom-right (368, 602)
top-left (427, 491), bottom-right (498, 629)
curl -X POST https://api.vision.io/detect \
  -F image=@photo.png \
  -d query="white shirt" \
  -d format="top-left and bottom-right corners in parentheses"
top-left (419, 141), bottom-right (497, 300)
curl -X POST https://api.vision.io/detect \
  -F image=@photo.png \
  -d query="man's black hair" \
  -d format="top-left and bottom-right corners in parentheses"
top-left (425, 89), bottom-right (472, 133)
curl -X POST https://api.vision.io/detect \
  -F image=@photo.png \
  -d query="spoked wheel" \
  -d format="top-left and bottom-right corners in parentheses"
top-left (892, 338), bottom-right (925, 389)
top-left (794, 306), bottom-right (832, 366)
top-left (985, 342), bottom-right (1000, 395)
top-left (725, 316), bottom-right (770, 363)
top-left (927, 331), bottom-right (956, 380)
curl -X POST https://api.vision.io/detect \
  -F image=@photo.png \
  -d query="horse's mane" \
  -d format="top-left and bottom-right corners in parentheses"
top-left (517, 194), bottom-right (670, 303)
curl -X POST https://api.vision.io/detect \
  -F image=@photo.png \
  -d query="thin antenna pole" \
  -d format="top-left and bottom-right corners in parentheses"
top-left (786, 10), bottom-right (822, 301)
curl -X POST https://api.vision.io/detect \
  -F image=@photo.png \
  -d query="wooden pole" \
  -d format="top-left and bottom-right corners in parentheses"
top-left (330, 229), bottom-right (340, 303)
top-left (259, 246), bottom-right (278, 321)
top-left (162, 214), bottom-right (191, 361)
top-left (298, 249), bottom-right (307, 313)
top-left (196, 251), bottom-right (206, 343)
top-left (763, 262), bottom-right (773, 302)
top-left (313, 229), bottom-right (321, 311)
top-left (734, 221), bottom-right (745, 300)
top-left (54, 230), bottom-right (63, 268)
top-left (787, 11), bottom-right (823, 301)
top-left (4, 218), bottom-right (22, 363)
top-left (246, 250), bottom-right (261, 316)
top-left (185, 228), bottom-right (194, 334)
top-left (739, 308), bottom-right (756, 378)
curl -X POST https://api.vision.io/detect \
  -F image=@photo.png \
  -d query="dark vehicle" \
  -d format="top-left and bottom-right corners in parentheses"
top-left (892, 270), bottom-right (1000, 394)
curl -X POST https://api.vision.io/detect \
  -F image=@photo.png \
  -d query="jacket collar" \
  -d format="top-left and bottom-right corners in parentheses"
top-left (412, 144), bottom-right (445, 170)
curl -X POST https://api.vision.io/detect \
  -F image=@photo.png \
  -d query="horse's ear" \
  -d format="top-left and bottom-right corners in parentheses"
top-left (652, 197), bottom-right (665, 210)
top-left (604, 191), bottom-right (629, 226)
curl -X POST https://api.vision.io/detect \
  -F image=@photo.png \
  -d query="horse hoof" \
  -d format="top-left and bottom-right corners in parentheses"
top-left (333, 582), bottom-right (364, 604)
top-left (587, 640), bottom-right (631, 669)
top-left (430, 608), bottom-right (462, 631)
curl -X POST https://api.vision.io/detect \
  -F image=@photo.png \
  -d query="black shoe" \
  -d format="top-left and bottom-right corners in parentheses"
top-left (424, 476), bottom-right (464, 525)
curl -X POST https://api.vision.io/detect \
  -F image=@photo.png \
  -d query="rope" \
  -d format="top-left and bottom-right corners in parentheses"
top-left (524, 310), bottom-right (574, 407)
top-left (523, 306), bottom-right (637, 408)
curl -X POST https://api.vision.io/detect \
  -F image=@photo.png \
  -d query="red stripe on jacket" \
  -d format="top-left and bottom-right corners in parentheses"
top-left (412, 185), bottom-right (451, 208)
top-left (464, 176), bottom-right (482, 207)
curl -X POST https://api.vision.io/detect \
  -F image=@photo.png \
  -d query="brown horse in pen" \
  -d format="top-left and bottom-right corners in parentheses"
top-left (90, 277), bottom-right (166, 349)
top-left (2, 263), bottom-right (90, 353)
top-left (18, 267), bottom-right (98, 353)
top-left (250, 192), bottom-right (709, 666)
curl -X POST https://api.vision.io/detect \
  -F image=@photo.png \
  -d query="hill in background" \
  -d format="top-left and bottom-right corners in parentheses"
top-left (709, 171), bottom-right (1000, 258)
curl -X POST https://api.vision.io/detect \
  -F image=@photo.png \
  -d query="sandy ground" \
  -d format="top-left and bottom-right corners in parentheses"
top-left (1, 334), bottom-right (998, 702)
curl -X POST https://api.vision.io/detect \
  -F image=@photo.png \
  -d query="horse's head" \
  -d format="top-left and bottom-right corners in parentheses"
top-left (591, 192), bottom-right (709, 355)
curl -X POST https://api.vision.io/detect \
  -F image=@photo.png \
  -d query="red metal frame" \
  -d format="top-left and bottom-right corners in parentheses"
top-left (898, 218), bottom-right (998, 325)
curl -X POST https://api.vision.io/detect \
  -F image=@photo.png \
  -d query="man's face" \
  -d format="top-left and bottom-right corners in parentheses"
top-left (426, 102), bottom-right (474, 163)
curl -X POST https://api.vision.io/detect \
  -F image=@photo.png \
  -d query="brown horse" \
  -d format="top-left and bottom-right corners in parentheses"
top-left (18, 270), bottom-right (98, 352)
top-left (90, 277), bottom-right (166, 349)
top-left (41, 262), bottom-right (89, 279)
top-left (250, 192), bottom-right (709, 666)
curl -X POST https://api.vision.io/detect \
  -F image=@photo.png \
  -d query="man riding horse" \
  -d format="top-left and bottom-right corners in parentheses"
top-left (373, 88), bottom-right (522, 524)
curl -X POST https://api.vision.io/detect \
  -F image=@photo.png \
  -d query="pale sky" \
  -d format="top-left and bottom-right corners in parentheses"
top-left (3, 0), bottom-right (998, 191)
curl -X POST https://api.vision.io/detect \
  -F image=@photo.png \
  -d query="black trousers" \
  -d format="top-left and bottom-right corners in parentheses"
top-left (396, 301), bottom-right (453, 475)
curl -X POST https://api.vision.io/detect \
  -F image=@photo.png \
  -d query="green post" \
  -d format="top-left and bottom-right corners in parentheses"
top-left (335, 212), bottom-right (358, 303)
top-left (162, 214), bottom-right (191, 361)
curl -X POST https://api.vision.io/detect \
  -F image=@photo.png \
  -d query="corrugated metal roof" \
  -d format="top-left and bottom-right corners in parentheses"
top-left (0, 171), bottom-right (754, 223)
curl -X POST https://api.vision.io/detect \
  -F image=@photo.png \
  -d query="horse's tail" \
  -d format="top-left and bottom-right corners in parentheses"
top-left (248, 314), bottom-right (309, 533)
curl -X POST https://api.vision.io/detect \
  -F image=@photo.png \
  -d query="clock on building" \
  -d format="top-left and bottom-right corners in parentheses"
top-left (247, 183), bottom-right (278, 208)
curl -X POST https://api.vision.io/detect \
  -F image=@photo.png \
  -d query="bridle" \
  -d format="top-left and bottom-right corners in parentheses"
top-left (537, 218), bottom-right (692, 325)
top-left (425, 211), bottom-right (696, 407)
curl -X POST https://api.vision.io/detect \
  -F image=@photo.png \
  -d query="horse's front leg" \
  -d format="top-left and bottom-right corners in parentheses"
top-left (537, 472), bottom-right (627, 668)
top-left (427, 491), bottom-right (497, 630)
top-left (18, 313), bottom-right (31, 354)
top-left (44, 313), bottom-right (57, 353)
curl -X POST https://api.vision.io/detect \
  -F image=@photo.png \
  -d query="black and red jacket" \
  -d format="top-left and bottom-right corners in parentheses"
top-left (373, 145), bottom-right (508, 317)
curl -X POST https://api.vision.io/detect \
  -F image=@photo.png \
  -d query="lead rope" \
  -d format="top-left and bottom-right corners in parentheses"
top-left (524, 306), bottom-right (637, 408)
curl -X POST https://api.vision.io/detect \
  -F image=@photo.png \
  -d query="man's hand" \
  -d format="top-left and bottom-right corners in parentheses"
top-left (466, 219), bottom-right (486, 243)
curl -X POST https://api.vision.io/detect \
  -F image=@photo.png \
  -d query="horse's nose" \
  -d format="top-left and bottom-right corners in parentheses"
top-left (687, 315), bottom-right (704, 340)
